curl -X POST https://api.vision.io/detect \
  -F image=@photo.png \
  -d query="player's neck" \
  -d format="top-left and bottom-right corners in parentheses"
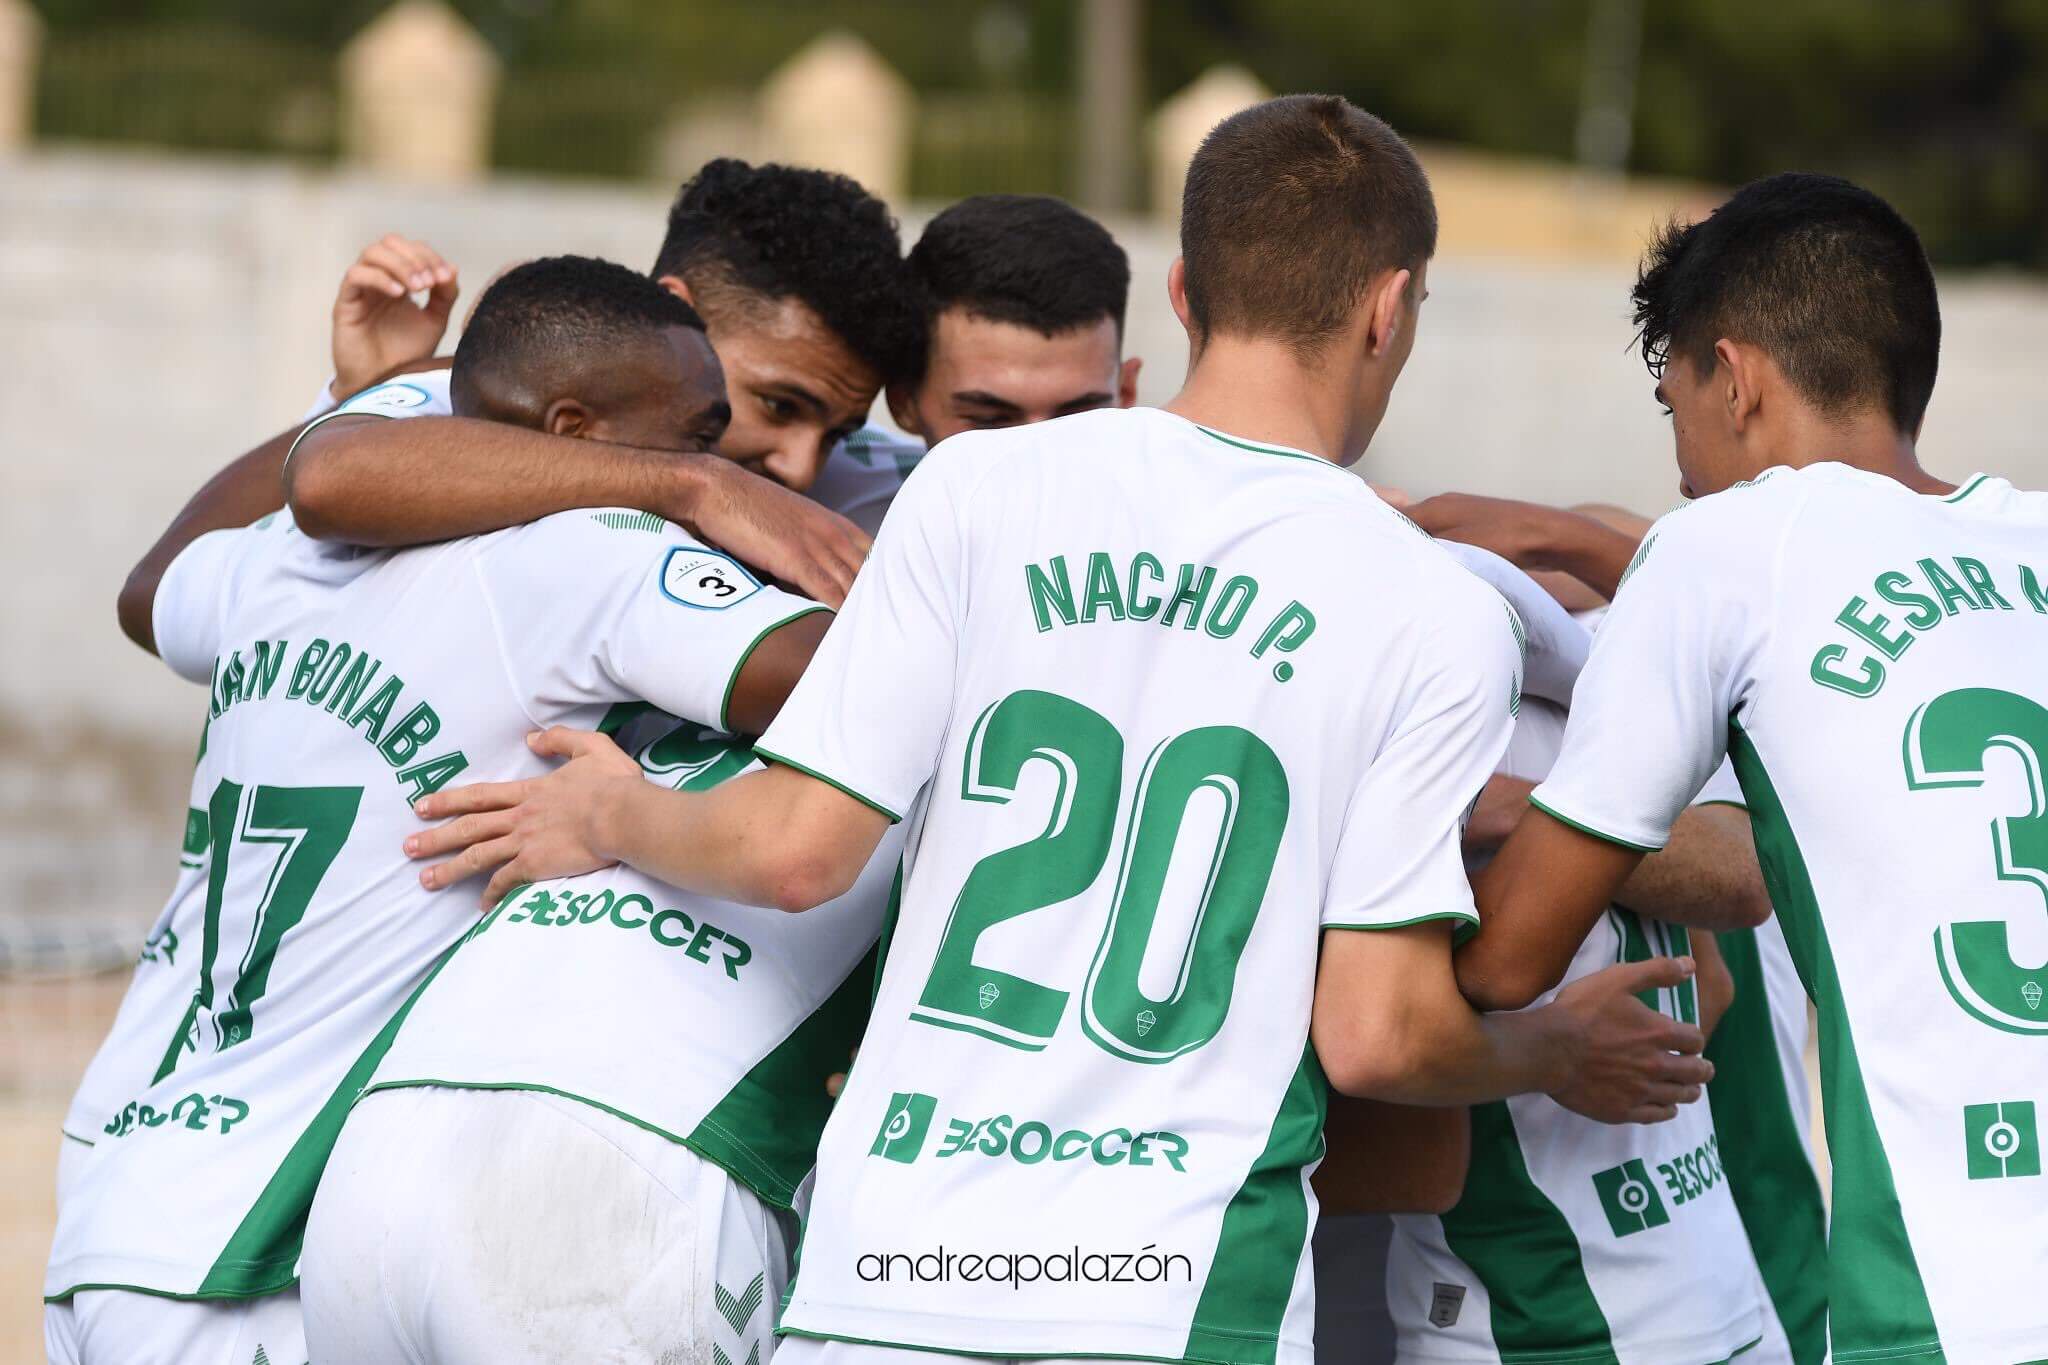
top-left (1165, 334), bottom-right (1376, 465)
top-left (1762, 410), bottom-right (1952, 496)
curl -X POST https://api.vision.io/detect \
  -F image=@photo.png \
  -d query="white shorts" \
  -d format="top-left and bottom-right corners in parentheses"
top-left (301, 1085), bottom-right (791, 1365)
top-left (44, 1285), bottom-right (304, 1365)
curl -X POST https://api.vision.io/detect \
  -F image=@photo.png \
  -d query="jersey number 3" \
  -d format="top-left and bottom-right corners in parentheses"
top-left (1905, 686), bottom-right (2048, 1035)
top-left (912, 688), bottom-right (1288, 1064)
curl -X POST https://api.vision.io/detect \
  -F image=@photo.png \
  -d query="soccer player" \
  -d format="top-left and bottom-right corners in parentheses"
top-left (1377, 694), bottom-right (1772, 1363)
top-left (1411, 495), bottom-right (1827, 1362)
top-left (44, 258), bottom-right (836, 1365)
top-left (408, 96), bottom-right (1711, 1364)
top-left (285, 182), bottom-right (1143, 547)
top-left (1459, 173), bottom-right (2048, 1363)
top-left (885, 193), bottom-right (1140, 446)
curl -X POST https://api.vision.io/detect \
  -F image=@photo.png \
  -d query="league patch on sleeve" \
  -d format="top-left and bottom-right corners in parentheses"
top-left (660, 546), bottom-right (761, 610)
top-left (338, 381), bottom-right (434, 416)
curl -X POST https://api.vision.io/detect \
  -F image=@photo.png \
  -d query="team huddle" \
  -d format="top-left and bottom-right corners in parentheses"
top-left (42, 94), bottom-right (2048, 1365)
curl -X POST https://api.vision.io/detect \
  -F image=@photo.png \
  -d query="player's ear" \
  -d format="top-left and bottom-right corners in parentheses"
top-left (542, 398), bottom-right (594, 440)
top-left (1367, 268), bottom-right (1411, 357)
top-left (1116, 355), bottom-right (1143, 408)
top-left (655, 274), bottom-right (696, 310)
top-left (1167, 258), bottom-right (1195, 337)
top-left (884, 382), bottom-right (926, 440)
top-left (1715, 338), bottom-right (1763, 434)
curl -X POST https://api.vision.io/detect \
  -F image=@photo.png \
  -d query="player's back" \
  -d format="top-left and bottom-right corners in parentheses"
top-left (47, 503), bottom-right (821, 1302)
top-left (1543, 462), bottom-right (2048, 1363)
top-left (767, 407), bottom-right (1524, 1363)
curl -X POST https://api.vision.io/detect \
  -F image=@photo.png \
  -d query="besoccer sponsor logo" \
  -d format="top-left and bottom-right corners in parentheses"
top-left (1965, 1100), bottom-right (2041, 1180)
top-left (865, 1093), bottom-right (1190, 1172)
top-left (1592, 1159), bottom-right (1671, 1237)
top-left (871, 1092), bottom-right (938, 1163)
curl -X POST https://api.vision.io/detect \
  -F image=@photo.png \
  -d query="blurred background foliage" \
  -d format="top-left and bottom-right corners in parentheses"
top-left (29, 0), bottom-right (2048, 267)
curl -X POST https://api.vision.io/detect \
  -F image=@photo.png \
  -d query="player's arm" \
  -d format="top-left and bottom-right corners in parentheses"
top-left (1458, 501), bottom-right (1764, 1010)
top-left (117, 235), bottom-right (459, 654)
top-left (1409, 493), bottom-right (1642, 602)
top-left (285, 415), bottom-right (871, 607)
top-left (1313, 921), bottom-right (1709, 1122)
top-left (1314, 1097), bottom-right (1470, 1216)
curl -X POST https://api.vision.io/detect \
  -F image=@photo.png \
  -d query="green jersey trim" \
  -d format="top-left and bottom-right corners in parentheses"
top-left (1526, 796), bottom-right (1662, 854)
top-left (720, 606), bottom-right (832, 735)
top-left (1186, 1044), bottom-right (1324, 1365)
top-left (46, 1280), bottom-right (258, 1306)
top-left (1321, 908), bottom-right (1479, 932)
top-left (190, 939), bottom-right (461, 1298)
top-left (1941, 474), bottom-right (1990, 504)
top-left (1191, 424), bottom-right (1341, 473)
top-left (59, 1130), bottom-right (95, 1148)
top-left (1727, 720), bottom-right (1942, 1361)
top-left (1437, 1100), bottom-right (1615, 1363)
top-left (1704, 925), bottom-right (1829, 1365)
top-left (752, 745), bottom-right (903, 823)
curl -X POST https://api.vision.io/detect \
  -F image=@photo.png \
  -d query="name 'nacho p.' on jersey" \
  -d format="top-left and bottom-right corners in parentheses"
top-left (1388, 697), bottom-right (1762, 1365)
top-left (1532, 463), bottom-right (2048, 1364)
top-left (44, 493), bottom-right (824, 1300)
top-left (754, 406), bottom-right (1526, 1364)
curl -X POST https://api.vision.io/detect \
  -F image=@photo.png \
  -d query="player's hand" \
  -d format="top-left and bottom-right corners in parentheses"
top-left (825, 1047), bottom-right (858, 1100)
top-left (406, 727), bottom-right (641, 906)
top-left (333, 234), bottom-right (459, 400)
top-left (1549, 957), bottom-right (1713, 1125)
top-left (681, 458), bottom-right (871, 608)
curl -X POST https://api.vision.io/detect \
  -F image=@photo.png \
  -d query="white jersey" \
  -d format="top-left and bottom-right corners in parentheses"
top-left (46, 501), bottom-right (821, 1301)
top-left (757, 408), bottom-right (1524, 1363)
top-left (1535, 463), bottom-right (2048, 1364)
top-left (362, 747), bottom-right (904, 1210)
top-left (1388, 699), bottom-right (1762, 1363)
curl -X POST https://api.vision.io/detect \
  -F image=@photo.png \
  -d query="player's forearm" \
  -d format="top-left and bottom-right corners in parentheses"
top-left (286, 415), bottom-right (710, 547)
top-left (1521, 508), bottom-right (1640, 602)
top-left (592, 766), bottom-right (875, 912)
top-left (118, 423), bottom-right (302, 653)
top-left (1611, 805), bottom-right (1771, 931)
top-left (1331, 1002), bottom-right (1577, 1106)
top-left (1457, 816), bottom-right (1642, 1011)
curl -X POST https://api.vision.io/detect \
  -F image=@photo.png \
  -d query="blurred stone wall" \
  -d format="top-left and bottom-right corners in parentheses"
top-left (5, 147), bottom-right (2046, 961)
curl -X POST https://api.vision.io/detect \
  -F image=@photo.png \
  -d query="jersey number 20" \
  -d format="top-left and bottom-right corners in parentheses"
top-left (911, 689), bottom-right (1288, 1064)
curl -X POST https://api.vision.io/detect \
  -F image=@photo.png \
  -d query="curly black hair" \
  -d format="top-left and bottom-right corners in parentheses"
top-left (653, 158), bottom-right (922, 387)
top-left (1632, 173), bottom-right (1940, 433)
top-left (908, 195), bottom-right (1130, 353)
top-left (452, 254), bottom-right (705, 417)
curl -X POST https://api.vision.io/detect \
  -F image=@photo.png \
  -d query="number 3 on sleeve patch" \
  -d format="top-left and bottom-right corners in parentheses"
top-left (660, 547), bottom-right (761, 610)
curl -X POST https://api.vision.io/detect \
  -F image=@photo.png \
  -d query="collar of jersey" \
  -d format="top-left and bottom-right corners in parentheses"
top-left (1190, 421), bottom-right (1344, 471)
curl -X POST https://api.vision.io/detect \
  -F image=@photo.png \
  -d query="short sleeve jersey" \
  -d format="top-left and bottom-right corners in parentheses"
top-left (1386, 699), bottom-right (1762, 1364)
top-left (756, 407), bottom-right (1523, 1364)
top-left (1535, 463), bottom-right (2048, 1363)
top-left (46, 505), bottom-right (820, 1302)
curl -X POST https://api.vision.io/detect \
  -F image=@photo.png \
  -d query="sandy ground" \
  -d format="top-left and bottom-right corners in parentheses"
top-left (3, 975), bottom-right (123, 1361)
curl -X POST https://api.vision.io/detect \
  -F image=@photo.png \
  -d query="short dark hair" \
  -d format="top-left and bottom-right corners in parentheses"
top-left (1180, 95), bottom-right (1436, 356)
top-left (451, 255), bottom-right (705, 419)
top-left (652, 158), bottom-right (922, 386)
top-left (908, 194), bottom-right (1130, 353)
top-left (1633, 173), bottom-right (1941, 432)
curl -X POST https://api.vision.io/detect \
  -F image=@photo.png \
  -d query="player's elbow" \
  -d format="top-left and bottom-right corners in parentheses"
top-left (115, 563), bottom-right (157, 654)
top-left (281, 438), bottom-right (347, 541)
top-left (760, 848), bottom-right (858, 914)
top-left (1454, 953), bottom-right (1551, 1014)
top-left (1315, 1013), bottom-right (1436, 1101)
top-left (1722, 879), bottom-right (1772, 930)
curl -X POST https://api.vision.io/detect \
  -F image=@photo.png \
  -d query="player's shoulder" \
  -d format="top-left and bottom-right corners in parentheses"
top-left (1626, 466), bottom-right (1812, 586)
top-left (329, 367), bottom-right (453, 420)
top-left (835, 424), bottom-right (926, 475)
